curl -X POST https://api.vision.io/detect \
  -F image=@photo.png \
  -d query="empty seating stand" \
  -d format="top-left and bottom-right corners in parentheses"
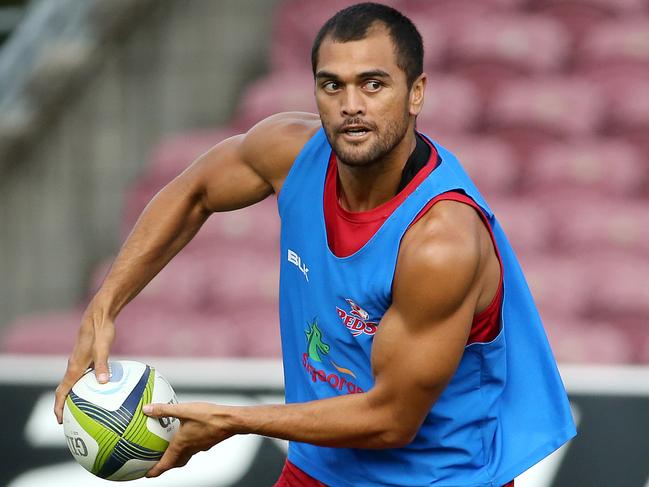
top-left (447, 14), bottom-right (571, 97)
top-left (532, 0), bottom-right (647, 41)
top-left (3, 0), bottom-right (648, 365)
top-left (528, 139), bottom-right (647, 196)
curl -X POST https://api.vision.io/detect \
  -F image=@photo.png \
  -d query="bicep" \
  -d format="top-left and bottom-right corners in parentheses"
top-left (172, 113), bottom-right (320, 214)
top-left (369, 298), bottom-right (473, 435)
top-left (176, 134), bottom-right (275, 213)
top-left (368, 210), bottom-right (483, 435)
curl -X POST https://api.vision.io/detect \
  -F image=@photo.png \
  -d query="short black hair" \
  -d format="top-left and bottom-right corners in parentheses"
top-left (311, 2), bottom-right (424, 87)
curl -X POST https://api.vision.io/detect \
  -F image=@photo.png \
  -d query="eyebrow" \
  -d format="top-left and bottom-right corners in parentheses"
top-left (315, 69), bottom-right (392, 81)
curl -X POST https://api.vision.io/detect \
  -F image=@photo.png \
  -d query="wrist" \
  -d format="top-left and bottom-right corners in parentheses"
top-left (87, 292), bottom-right (121, 321)
top-left (211, 405), bottom-right (248, 436)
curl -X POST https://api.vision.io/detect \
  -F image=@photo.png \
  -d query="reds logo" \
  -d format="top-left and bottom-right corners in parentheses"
top-left (336, 299), bottom-right (378, 337)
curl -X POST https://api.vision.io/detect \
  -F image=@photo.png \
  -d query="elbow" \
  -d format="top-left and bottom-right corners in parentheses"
top-left (376, 424), bottom-right (418, 449)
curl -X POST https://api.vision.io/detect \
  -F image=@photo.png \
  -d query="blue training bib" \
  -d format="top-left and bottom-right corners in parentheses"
top-left (276, 128), bottom-right (576, 487)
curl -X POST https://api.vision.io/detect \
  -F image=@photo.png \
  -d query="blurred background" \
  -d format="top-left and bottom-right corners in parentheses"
top-left (0, 0), bottom-right (647, 486)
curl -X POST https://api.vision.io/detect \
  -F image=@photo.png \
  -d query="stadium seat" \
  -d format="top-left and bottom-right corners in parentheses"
top-left (270, 0), bottom-right (395, 70)
top-left (439, 135), bottom-right (520, 196)
top-left (0, 310), bottom-right (84, 354)
top-left (488, 77), bottom-right (605, 137)
top-left (270, 0), bottom-right (527, 71)
top-left (584, 252), bottom-right (649, 320)
top-left (532, 0), bottom-right (646, 14)
top-left (416, 17), bottom-right (451, 70)
top-left (578, 19), bottom-right (649, 73)
top-left (115, 251), bottom-right (215, 312)
top-left (230, 303), bottom-right (282, 357)
top-left (188, 197), bottom-right (281, 251)
top-left (517, 253), bottom-right (591, 317)
top-left (111, 303), bottom-right (251, 357)
top-left (233, 71), bottom-right (316, 129)
top-left (403, 0), bottom-right (528, 17)
top-left (447, 15), bottom-right (571, 97)
top-left (486, 77), bottom-right (606, 157)
top-left (547, 195), bottom-right (649, 255)
top-left (197, 240), bottom-right (280, 311)
top-left (123, 127), bottom-right (237, 230)
top-left (417, 75), bottom-right (482, 134)
top-left (489, 198), bottom-right (554, 253)
top-left (89, 232), bottom-right (280, 317)
top-left (528, 139), bottom-right (646, 196)
top-left (145, 128), bottom-right (236, 186)
top-left (532, 0), bottom-right (646, 42)
top-left (593, 72), bottom-right (649, 136)
top-left (637, 332), bottom-right (649, 364)
top-left (542, 313), bottom-right (636, 364)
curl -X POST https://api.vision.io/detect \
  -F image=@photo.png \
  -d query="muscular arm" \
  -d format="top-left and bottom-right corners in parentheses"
top-left (54, 112), bottom-right (319, 422)
top-left (96, 113), bottom-right (318, 318)
top-left (145, 201), bottom-right (495, 468)
top-left (232, 202), bottom-right (484, 446)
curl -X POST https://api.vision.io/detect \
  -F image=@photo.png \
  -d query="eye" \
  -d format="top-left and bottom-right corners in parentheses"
top-left (364, 80), bottom-right (382, 92)
top-left (322, 81), bottom-right (341, 93)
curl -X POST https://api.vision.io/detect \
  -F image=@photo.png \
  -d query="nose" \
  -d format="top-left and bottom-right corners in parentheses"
top-left (341, 87), bottom-right (365, 117)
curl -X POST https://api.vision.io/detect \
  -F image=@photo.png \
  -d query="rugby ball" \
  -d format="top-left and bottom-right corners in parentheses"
top-left (62, 360), bottom-right (179, 481)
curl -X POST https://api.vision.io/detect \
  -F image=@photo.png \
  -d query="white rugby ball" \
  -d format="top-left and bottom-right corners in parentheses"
top-left (62, 360), bottom-right (179, 481)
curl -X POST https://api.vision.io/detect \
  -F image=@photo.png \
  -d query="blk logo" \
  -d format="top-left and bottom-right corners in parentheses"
top-left (288, 249), bottom-right (309, 282)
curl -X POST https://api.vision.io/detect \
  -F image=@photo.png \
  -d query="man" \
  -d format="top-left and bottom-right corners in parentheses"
top-left (54, 3), bottom-right (575, 486)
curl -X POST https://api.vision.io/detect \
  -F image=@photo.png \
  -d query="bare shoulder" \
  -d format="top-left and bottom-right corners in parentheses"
top-left (393, 200), bottom-right (485, 321)
top-left (240, 112), bottom-right (322, 191)
top-left (400, 200), bottom-right (484, 265)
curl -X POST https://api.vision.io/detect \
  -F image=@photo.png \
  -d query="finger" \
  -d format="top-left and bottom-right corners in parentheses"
top-left (54, 383), bottom-right (69, 424)
top-left (142, 402), bottom-right (185, 419)
top-left (145, 446), bottom-right (190, 478)
top-left (54, 359), bottom-right (91, 424)
top-left (92, 330), bottom-right (114, 384)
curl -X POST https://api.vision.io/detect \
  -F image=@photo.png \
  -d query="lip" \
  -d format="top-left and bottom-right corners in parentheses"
top-left (340, 130), bottom-right (372, 143)
top-left (338, 124), bottom-right (373, 142)
top-left (339, 123), bottom-right (372, 132)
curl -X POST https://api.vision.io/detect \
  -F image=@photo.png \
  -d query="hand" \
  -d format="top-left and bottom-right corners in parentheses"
top-left (143, 402), bottom-right (233, 478)
top-left (53, 302), bottom-right (116, 424)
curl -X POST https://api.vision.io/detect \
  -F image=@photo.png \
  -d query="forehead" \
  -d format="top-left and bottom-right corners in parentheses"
top-left (316, 26), bottom-right (403, 79)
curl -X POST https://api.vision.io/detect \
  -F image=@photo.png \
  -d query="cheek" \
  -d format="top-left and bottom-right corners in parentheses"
top-left (315, 93), bottom-right (337, 117)
top-left (373, 96), bottom-right (409, 125)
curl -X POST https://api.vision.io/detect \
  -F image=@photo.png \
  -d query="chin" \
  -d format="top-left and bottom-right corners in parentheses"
top-left (333, 145), bottom-right (380, 167)
top-left (331, 136), bottom-right (381, 167)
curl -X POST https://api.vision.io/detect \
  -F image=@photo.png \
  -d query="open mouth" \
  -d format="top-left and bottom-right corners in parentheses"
top-left (340, 125), bottom-right (372, 138)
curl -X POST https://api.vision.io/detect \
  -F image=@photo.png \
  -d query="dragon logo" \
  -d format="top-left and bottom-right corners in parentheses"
top-left (305, 319), bottom-right (330, 362)
top-left (303, 318), bottom-right (358, 387)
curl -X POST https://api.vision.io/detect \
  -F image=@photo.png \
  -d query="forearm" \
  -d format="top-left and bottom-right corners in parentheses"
top-left (218, 392), bottom-right (413, 449)
top-left (95, 177), bottom-right (209, 318)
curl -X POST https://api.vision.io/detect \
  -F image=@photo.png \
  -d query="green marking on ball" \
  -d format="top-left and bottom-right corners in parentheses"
top-left (66, 395), bottom-right (120, 475)
top-left (122, 367), bottom-right (169, 452)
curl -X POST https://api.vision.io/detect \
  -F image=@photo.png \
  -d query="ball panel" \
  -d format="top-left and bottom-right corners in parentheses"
top-left (146, 369), bottom-right (180, 441)
top-left (68, 391), bottom-right (129, 435)
top-left (107, 458), bottom-right (158, 482)
top-left (122, 367), bottom-right (169, 452)
top-left (71, 361), bottom-right (147, 411)
top-left (62, 400), bottom-right (101, 473)
top-left (98, 437), bottom-right (164, 479)
top-left (64, 394), bottom-right (120, 475)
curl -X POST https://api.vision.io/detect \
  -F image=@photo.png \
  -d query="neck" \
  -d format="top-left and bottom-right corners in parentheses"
top-left (337, 129), bottom-right (417, 212)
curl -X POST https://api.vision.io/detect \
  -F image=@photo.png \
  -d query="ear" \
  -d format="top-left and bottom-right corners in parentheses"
top-left (408, 73), bottom-right (426, 117)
